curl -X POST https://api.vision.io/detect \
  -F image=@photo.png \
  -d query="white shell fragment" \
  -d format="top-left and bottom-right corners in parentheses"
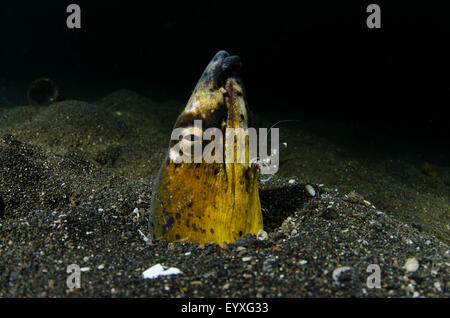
top-left (404, 257), bottom-right (419, 272)
top-left (142, 264), bottom-right (183, 279)
top-left (257, 229), bottom-right (268, 241)
top-left (434, 281), bottom-right (442, 292)
top-left (332, 266), bottom-right (352, 283)
top-left (138, 229), bottom-right (149, 242)
top-left (305, 184), bottom-right (316, 197)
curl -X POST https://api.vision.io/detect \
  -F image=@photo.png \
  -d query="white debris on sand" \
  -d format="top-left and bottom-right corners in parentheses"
top-left (332, 266), bottom-right (352, 283)
top-left (404, 257), bottom-right (419, 272)
top-left (257, 229), bottom-right (268, 241)
top-left (142, 264), bottom-right (183, 279)
top-left (138, 229), bottom-right (149, 242)
top-left (305, 184), bottom-right (316, 197)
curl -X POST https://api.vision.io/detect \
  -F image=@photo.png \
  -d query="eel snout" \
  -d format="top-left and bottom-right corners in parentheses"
top-left (199, 50), bottom-right (242, 89)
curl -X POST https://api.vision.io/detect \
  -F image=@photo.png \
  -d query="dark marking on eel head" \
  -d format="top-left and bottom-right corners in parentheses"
top-left (162, 217), bottom-right (175, 235)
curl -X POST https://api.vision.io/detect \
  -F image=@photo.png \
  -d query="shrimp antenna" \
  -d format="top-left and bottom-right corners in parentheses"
top-left (266, 119), bottom-right (301, 138)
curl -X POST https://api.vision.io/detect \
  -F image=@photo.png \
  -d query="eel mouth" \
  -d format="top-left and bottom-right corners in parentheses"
top-left (200, 50), bottom-right (242, 90)
top-left (174, 50), bottom-right (246, 131)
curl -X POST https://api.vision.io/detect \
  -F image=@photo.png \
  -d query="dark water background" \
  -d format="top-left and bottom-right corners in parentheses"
top-left (0, 0), bottom-right (449, 165)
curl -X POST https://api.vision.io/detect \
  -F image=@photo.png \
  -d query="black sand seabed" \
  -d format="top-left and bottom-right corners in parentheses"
top-left (0, 90), bottom-right (448, 297)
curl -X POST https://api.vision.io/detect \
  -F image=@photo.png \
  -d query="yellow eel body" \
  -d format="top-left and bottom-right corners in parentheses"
top-left (150, 51), bottom-right (263, 244)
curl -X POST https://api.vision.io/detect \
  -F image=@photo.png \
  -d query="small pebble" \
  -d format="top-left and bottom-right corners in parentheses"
top-left (404, 257), bottom-right (419, 272)
top-left (305, 185), bottom-right (316, 197)
top-left (190, 280), bottom-right (202, 285)
top-left (288, 179), bottom-right (296, 184)
top-left (434, 281), bottom-right (442, 292)
top-left (257, 229), bottom-right (268, 241)
top-left (346, 191), bottom-right (364, 204)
